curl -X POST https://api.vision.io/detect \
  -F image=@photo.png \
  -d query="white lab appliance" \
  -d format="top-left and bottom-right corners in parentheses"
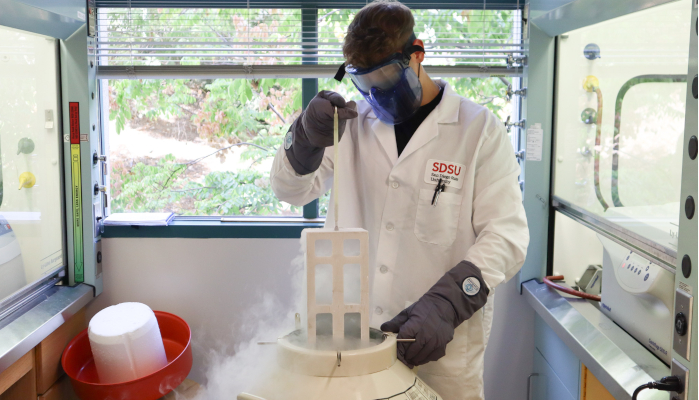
top-left (0, 216), bottom-right (26, 299)
top-left (598, 235), bottom-right (675, 365)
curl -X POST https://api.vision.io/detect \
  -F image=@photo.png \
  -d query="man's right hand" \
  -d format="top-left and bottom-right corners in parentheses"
top-left (285, 91), bottom-right (358, 175)
top-left (302, 91), bottom-right (358, 147)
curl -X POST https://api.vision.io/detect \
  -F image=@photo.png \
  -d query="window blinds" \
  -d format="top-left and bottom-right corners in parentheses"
top-left (93, 1), bottom-right (524, 10)
top-left (96, 4), bottom-right (525, 79)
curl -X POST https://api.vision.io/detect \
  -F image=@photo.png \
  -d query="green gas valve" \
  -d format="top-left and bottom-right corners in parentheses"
top-left (17, 137), bottom-right (35, 155)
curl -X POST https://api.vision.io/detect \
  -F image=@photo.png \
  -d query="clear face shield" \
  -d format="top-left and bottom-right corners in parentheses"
top-left (334, 33), bottom-right (425, 125)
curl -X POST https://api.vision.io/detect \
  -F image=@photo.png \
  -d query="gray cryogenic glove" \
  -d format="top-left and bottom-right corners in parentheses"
top-left (284, 91), bottom-right (358, 175)
top-left (380, 261), bottom-right (490, 368)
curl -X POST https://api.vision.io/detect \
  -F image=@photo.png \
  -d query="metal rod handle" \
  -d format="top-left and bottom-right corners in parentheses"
top-left (527, 373), bottom-right (539, 400)
top-left (333, 106), bottom-right (339, 231)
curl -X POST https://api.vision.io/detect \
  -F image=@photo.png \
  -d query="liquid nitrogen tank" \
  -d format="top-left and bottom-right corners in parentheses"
top-left (237, 228), bottom-right (443, 400)
top-left (237, 328), bottom-right (442, 400)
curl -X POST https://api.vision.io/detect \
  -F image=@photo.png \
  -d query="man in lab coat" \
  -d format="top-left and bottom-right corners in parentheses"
top-left (270, 1), bottom-right (529, 398)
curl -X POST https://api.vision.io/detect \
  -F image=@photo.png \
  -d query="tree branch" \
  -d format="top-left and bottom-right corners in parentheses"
top-left (318, 9), bottom-right (339, 23)
top-left (184, 141), bottom-right (272, 167)
top-left (479, 96), bottom-right (497, 106)
top-left (170, 186), bottom-right (217, 193)
top-left (267, 103), bottom-right (287, 124)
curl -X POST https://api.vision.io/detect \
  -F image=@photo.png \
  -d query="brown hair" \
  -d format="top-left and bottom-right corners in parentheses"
top-left (343, 0), bottom-right (415, 69)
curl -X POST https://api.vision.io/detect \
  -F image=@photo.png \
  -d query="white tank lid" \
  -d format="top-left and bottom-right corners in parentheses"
top-left (276, 329), bottom-right (397, 377)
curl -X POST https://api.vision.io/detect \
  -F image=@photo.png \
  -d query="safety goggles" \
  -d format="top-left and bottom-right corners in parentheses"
top-left (333, 32), bottom-right (424, 83)
top-left (333, 33), bottom-right (425, 125)
top-left (344, 53), bottom-right (412, 93)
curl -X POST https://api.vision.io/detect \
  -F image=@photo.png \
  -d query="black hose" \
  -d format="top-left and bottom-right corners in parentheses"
top-left (632, 383), bottom-right (652, 400)
top-left (632, 376), bottom-right (682, 400)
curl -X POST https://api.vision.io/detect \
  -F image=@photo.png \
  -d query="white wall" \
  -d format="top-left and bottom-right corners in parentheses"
top-left (86, 238), bottom-right (301, 385)
top-left (88, 237), bottom-right (534, 399)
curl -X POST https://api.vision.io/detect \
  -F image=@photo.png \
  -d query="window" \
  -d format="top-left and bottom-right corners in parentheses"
top-left (97, 6), bottom-right (523, 218)
top-left (104, 77), bottom-right (302, 216)
top-left (98, 7), bottom-right (307, 216)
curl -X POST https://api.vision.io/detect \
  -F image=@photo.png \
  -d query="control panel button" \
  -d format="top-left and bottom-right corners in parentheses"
top-left (675, 312), bottom-right (688, 336)
top-left (682, 255), bottom-right (691, 279)
top-left (673, 290), bottom-right (693, 360)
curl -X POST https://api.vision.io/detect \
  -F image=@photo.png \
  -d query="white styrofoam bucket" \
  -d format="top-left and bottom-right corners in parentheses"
top-left (88, 302), bottom-right (168, 384)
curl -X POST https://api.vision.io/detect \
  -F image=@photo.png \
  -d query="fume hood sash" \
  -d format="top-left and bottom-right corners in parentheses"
top-left (552, 196), bottom-right (677, 271)
top-left (530, 0), bottom-right (680, 37)
top-left (0, 0), bottom-right (86, 40)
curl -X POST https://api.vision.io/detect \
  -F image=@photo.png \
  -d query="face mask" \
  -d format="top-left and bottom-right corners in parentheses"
top-left (335, 33), bottom-right (425, 125)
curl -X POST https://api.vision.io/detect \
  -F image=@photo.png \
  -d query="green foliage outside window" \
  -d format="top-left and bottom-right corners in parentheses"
top-left (110, 130), bottom-right (295, 215)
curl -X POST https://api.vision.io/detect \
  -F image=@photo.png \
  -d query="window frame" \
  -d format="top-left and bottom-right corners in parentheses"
top-left (99, 5), bottom-right (525, 238)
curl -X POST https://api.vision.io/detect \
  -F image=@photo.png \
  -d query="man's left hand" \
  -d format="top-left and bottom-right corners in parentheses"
top-left (380, 292), bottom-right (457, 367)
top-left (380, 261), bottom-right (490, 368)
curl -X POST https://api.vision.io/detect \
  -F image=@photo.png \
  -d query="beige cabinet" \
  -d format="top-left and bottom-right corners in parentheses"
top-left (0, 309), bottom-right (85, 400)
top-left (580, 364), bottom-right (615, 400)
top-left (0, 349), bottom-right (36, 400)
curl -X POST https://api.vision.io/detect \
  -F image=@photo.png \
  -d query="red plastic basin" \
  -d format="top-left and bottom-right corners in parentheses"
top-left (62, 311), bottom-right (193, 400)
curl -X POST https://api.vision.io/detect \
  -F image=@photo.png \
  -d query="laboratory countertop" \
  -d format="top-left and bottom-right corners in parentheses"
top-left (522, 279), bottom-right (670, 400)
top-left (0, 284), bottom-right (93, 373)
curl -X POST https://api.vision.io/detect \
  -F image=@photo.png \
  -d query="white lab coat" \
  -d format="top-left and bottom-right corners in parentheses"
top-left (270, 80), bottom-right (529, 400)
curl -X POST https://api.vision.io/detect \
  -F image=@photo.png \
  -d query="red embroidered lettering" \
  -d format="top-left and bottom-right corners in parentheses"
top-left (425, 159), bottom-right (465, 189)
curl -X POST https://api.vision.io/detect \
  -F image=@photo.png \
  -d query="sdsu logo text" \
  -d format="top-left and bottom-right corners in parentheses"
top-left (424, 159), bottom-right (466, 189)
top-left (432, 162), bottom-right (462, 176)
